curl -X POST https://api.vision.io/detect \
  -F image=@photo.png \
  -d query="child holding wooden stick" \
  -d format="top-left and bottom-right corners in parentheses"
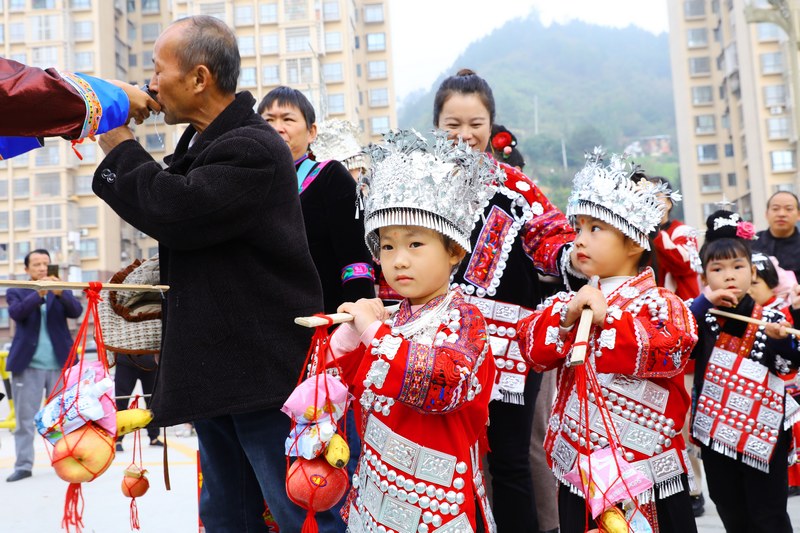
top-left (690, 210), bottom-right (800, 532)
top-left (325, 130), bottom-right (499, 532)
top-left (517, 150), bottom-right (699, 532)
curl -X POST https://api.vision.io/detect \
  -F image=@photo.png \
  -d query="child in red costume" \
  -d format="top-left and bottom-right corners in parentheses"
top-left (327, 130), bottom-right (498, 532)
top-left (517, 150), bottom-right (699, 533)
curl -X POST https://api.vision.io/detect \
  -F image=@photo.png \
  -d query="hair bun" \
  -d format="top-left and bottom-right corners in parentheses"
top-left (456, 68), bottom-right (477, 77)
top-left (705, 210), bottom-right (752, 242)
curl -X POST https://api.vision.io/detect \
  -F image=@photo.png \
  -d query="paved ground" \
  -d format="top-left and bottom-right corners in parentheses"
top-left (0, 394), bottom-right (799, 532)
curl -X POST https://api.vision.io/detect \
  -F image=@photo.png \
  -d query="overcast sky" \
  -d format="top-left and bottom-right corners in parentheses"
top-left (389, 0), bottom-right (670, 99)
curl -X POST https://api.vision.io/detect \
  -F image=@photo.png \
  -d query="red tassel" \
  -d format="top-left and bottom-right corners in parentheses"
top-left (301, 508), bottom-right (319, 533)
top-left (62, 482), bottom-right (85, 533)
top-left (130, 498), bottom-right (141, 531)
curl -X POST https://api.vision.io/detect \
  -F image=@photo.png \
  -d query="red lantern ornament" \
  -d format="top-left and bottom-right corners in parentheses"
top-left (286, 457), bottom-right (349, 533)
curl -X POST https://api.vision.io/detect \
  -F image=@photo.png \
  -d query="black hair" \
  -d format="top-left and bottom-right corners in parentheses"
top-left (767, 190), bottom-right (800, 210)
top-left (433, 69), bottom-right (496, 128)
top-left (257, 86), bottom-right (315, 129)
top-left (699, 210), bottom-right (752, 271)
top-left (24, 249), bottom-right (50, 268)
top-left (171, 16), bottom-right (240, 94)
top-left (752, 254), bottom-right (780, 289)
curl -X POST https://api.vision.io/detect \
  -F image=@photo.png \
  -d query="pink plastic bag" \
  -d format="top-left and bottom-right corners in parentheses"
top-left (281, 374), bottom-right (349, 424)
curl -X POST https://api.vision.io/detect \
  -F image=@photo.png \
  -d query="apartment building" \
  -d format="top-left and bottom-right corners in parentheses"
top-left (667, 0), bottom-right (800, 231)
top-left (0, 0), bottom-right (396, 338)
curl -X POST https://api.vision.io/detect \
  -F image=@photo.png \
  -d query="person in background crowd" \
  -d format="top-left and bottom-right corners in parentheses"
top-left (0, 58), bottom-right (158, 159)
top-left (92, 16), bottom-right (341, 531)
top-left (434, 68), bottom-right (576, 533)
top-left (5, 250), bottom-right (83, 483)
top-left (753, 191), bottom-right (800, 281)
top-left (259, 87), bottom-right (375, 314)
top-left (488, 124), bottom-right (526, 171)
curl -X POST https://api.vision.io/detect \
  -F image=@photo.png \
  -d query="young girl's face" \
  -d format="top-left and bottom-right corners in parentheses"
top-left (572, 216), bottom-right (641, 279)
top-left (378, 225), bottom-right (464, 305)
top-left (702, 254), bottom-right (756, 295)
top-left (748, 276), bottom-right (775, 305)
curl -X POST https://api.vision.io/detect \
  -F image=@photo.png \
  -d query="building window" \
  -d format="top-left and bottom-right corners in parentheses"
top-left (0, 213), bottom-right (7, 231)
top-left (239, 67), bottom-right (257, 87)
top-left (322, 62), bottom-right (343, 82)
top-left (35, 173), bottom-right (60, 196)
top-left (0, 180), bottom-right (7, 199)
top-left (261, 33), bottom-right (279, 54)
top-left (129, 54), bottom-right (138, 68)
top-left (369, 88), bottom-right (389, 107)
top-left (727, 173), bottom-right (737, 187)
top-left (684, 0), bottom-right (705, 17)
top-left (371, 116), bottom-right (390, 136)
top-left (12, 152), bottom-right (28, 168)
top-left (143, 50), bottom-right (154, 68)
top-left (235, 5), bottom-right (254, 25)
top-left (325, 31), bottom-right (342, 52)
top-left (145, 133), bottom-right (163, 151)
top-left (9, 0), bottom-right (25, 10)
top-left (72, 21), bottom-right (93, 41)
top-left (286, 58), bottom-right (313, 84)
top-left (141, 0), bottom-right (159, 14)
top-left (13, 178), bottom-right (29, 199)
top-left (767, 117), bottom-right (790, 140)
top-left (364, 3), bottom-right (384, 23)
top-left (689, 57), bottom-right (711, 76)
top-left (724, 143), bottom-right (734, 157)
top-left (687, 28), bottom-right (708, 48)
top-left (34, 236), bottom-right (61, 255)
top-left (327, 93), bottom-right (345, 114)
top-left (0, 308), bottom-right (8, 327)
top-left (79, 239), bottom-right (99, 258)
top-left (74, 51), bottom-right (94, 71)
top-left (14, 210), bottom-right (30, 230)
top-left (366, 33), bottom-right (386, 52)
top-left (262, 64), bottom-right (280, 85)
top-left (238, 35), bottom-right (255, 56)
top-left (199, 1), bottom-right (225, 19)
top-left (367, 60), bottom-right (387, 79)
top-left (692, 85), bottom-right (713, 105)
top-left (30, 45), bottom-right (58, 69)
top-left (36, 204), bottom-right (62, 231)
top-left (761, 52), bottom-right (783, 75)
top-left (702, 202), bottom-right (717, 218)
top-left (71, 0), bottom-right (92, 9)
top-left (15, 242), bottom-right (31, 262)
top-left (260, 2), bottom-right (278, 23)
top-left (74, 175), bottom-right (93, 195)
top-left (141, 22), bottom-right (161, 42)
top-left (9, 23), bottom-right (24, 43)
top-left (701, 173), bottom-right (722, 193)
top-left (81, 270), bottom-right (99, 282)
top-left (78, 143), bottom-right (96, 163)
top-left (771, 150), bottom-right (795, 172)
top-left (757, 22), bottom-right (781, 42)
top-left (286, 27), bottom-right (310, 53)
top-left (323, 1), bottom-right (340, 21)
top-left (773, 183), bottom-right (796, 194)
top-left (764, 84), bottom-right (786, 107)
top-left (694, 114), bottom-right (715, 135)
top-left (78, 206), bottom-right (98, 227)
top-left (0, 25), bottom-right (4, 44)
top-left (284, 0), bottom-right (307, 20)
top-left (697, 144), bottom-right (718, 163)
top-left (35, 145), bottom-right (60, 166)
top-left (33, 1), bottom-right (56, 10)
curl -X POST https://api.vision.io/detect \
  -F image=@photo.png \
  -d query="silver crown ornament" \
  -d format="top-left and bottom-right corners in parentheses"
top-left (359, 129), bottom-right (503, 257)
top-left (567, 147), bottom-right (680, 250)
top-left (311, 119), bottom-right (367, 170)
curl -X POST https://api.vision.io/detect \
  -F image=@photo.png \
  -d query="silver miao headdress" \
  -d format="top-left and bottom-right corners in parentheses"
top-left (567, 147), bottom-right (681, 250)
top-left (359, 129), bottom-right (503, 257)
top-left (311, 120), bottom-right (367, 170)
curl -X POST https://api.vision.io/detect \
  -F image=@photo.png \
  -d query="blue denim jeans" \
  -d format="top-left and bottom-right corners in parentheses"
top-left (195, 409), bottom-right (346, 533)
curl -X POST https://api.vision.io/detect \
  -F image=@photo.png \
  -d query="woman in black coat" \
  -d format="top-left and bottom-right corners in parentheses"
top-left (259, 87), bottom-right (375, 313)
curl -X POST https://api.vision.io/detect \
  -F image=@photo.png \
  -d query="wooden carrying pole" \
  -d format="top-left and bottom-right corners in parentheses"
top-left (709, 308), bottom-right (800, 336)
top-left (0, 280), bottom-right (169, 293)
top-left (568, 308), bottom-right (595, 366)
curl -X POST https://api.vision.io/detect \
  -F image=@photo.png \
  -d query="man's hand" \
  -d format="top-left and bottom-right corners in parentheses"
top-left (337, 298), bottom-right (388, 336)
top-left (37, 275), bottom-right (62, 297)
top-left (563, 285), bottom-right (607, 327)
top-left (108, 80), bottom-right (161, 124)
top-left (98, 125), bottom-right (135, 155)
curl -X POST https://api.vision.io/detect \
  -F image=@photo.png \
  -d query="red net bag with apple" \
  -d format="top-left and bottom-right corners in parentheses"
top-left (34, 283), bottom-right (117, 533)
top-left (120, 395), bottom-right (150, 531)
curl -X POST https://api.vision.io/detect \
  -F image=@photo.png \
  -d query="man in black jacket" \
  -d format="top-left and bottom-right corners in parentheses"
top-left (94, 16), bottom-right (340, 532)
top-left (753, 191), bottom-right (800, 281)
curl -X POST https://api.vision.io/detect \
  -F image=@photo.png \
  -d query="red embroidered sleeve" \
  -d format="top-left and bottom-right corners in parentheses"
top-left (499, 164), bottom-right (575, 276)
top-left (595, 291), bottom-right (698, 379)
top-left (517, 297), bottom-right (576, 371)
top-left (368, 302), bottom-right (491, 414)
top-left (654, 224), bottom-right (700, 277)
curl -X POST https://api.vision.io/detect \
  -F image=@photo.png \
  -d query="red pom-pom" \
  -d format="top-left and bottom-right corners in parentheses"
top-left (491, 132), bottom-right (513, 150)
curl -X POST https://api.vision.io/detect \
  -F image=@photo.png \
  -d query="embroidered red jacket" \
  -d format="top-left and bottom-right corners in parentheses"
top-left (330, 291), bottom-right (497, 533)
top-left (653, 219), bottom-right (701, 301)
top-left (516, 269), bottom-right (699, 501)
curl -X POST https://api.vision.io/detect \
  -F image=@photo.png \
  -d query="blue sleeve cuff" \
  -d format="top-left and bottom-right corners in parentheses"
top-left (77, 74), bottom-right (129, 135)
top-left (0, 137), bottom-right (43, 160)
top-left (689, 293), bottom-right (713, 320)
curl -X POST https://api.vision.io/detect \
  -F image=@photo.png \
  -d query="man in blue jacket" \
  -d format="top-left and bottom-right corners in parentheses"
top-left (5, 249), bottom-right (82, 482)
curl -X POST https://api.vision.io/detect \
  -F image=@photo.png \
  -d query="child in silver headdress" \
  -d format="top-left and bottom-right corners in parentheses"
top-left (516, 149), bottom-right (699, 532)
top-left (326, 130), bottom-right (499, 532)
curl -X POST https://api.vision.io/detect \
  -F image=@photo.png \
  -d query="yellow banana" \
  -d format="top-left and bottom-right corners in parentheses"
top-left (324, 433), bottom-right (350, 469)
top-left (116, 408), bottom-right (154, 436)
top-left (597, 506), bottom-right (629, 533)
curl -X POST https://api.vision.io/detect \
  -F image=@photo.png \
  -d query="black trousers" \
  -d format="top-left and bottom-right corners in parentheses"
top-left (701, 429), bottom-right (793, 533)
top-left (114, 355), bottom-right (159, 441)
top-left (558, 474), bottom-right (697, 533)
top-left (486, 370), bottom-right (541, 532)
